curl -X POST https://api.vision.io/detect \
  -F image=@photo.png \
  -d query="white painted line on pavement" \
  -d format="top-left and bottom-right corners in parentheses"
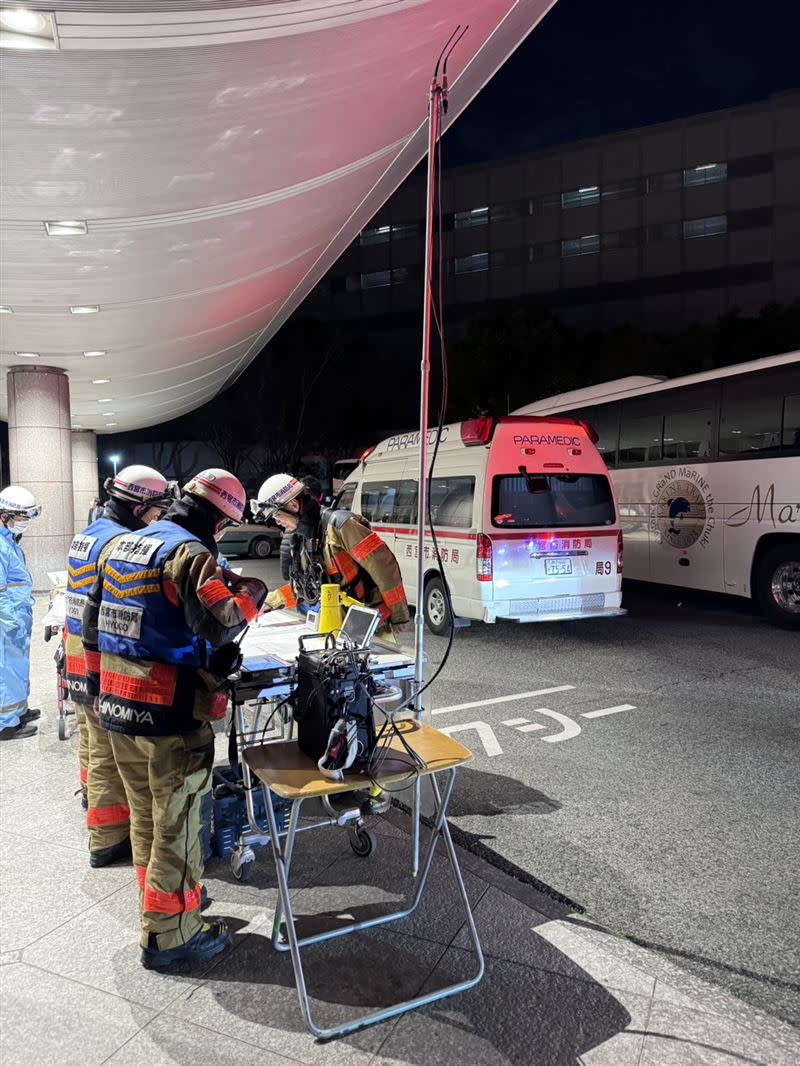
top-left (439, 721), bottom-right (503, 757)
top-left (501, 717), bottom-right (530, 727)
top-left (581, 704), bottom-right (636, 719)
top-left (517, 722), bottom-right (546, 733)
top-left (533, 708), bottom-right (582, 743)
top-left (431, 685), bottom-right (575, 716)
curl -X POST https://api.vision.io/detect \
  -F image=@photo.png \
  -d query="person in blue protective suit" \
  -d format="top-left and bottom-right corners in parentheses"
top-left (0, 486), bottom-right (42, 741)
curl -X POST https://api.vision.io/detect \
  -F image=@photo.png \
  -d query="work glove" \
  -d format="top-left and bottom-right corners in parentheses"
top-left (209, 642), bottom-right (242, 678)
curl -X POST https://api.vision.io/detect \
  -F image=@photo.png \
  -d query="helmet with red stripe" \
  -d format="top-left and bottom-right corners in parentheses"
top-left (105, 465), bottom-right (173, 510)
top-left (183, 468), bottom-right (246, 522)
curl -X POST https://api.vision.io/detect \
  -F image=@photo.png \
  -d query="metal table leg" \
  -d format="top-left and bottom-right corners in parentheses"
top-left (263, 766), bottom-right (484, 1041)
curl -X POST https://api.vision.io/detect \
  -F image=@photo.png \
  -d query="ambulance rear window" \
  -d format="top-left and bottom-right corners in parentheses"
top-left (492, 474), bottom-right (615, 528)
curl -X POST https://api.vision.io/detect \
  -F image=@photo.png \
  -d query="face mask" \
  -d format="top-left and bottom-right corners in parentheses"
top-left (13, 519), bottom-right (30, 536)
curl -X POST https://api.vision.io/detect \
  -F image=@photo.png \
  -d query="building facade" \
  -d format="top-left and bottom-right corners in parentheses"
top-left (303, 92), bottom-right (800, 336)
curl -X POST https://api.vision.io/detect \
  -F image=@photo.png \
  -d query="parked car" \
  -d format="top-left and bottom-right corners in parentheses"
top-left (218, 522), bottom-right (281, 559)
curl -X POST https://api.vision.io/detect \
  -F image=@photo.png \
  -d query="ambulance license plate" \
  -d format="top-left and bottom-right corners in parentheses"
top-left (545, 558), bottom-right (572, 576)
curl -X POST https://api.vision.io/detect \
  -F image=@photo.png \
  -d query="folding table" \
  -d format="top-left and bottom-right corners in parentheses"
top-left (244, 721), bottom-right (484, 1040)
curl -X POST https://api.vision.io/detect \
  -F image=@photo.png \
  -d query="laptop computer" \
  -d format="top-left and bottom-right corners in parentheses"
top-left (335, 605), bottom-right (381, 650)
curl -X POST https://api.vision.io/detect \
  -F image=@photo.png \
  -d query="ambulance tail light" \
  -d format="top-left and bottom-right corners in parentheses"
top-left (461, 417), bottom-right (494, 446)
top-left (476, 534), bottom-right (493, 581)
top-left (617, 530), bottom-right (623, 574)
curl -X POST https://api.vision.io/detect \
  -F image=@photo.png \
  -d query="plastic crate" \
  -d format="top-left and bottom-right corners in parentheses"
top-left (211, 766), bottom-right (290, 859)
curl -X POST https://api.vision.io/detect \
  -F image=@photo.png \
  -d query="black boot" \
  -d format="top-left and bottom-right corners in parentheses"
top-left (20, 708), bottom-right (42, 723)
top-left (0, 722), bottom-right (38, 741)
top-left (89, 837), bottom-right (132, 868)
top-left (141, 921), bottom-right (230, 971)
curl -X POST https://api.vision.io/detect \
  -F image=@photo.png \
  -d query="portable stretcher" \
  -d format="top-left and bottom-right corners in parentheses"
top-left (225, 609), bottom-right (416, 881)
top-left (41, 571), bottom-right (71, 741)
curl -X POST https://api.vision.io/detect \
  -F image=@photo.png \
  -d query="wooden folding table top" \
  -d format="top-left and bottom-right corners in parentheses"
top-left (244, 722), bottom-right (472, 800)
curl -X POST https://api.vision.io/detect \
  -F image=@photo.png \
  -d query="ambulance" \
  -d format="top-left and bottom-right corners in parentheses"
top-left (337, 415), bottom-right (625, 632)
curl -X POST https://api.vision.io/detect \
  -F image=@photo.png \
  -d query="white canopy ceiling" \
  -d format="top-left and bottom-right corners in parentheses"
top-left (0, 0), bottom-right (555, 433)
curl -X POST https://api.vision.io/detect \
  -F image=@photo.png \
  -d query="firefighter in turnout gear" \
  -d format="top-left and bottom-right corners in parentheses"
top-left (255, 474), bottom-right (409, 628)
top-left (83, 469), bottom-right (267, 970)
top-left (65, 465), bottom-right (174, 865)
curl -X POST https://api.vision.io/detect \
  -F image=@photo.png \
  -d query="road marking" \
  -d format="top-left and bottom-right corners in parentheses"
top-left (431, 685), bottom-right (575, 716)
top-left (581, 704), bottom-right (636, 719)
top-left (529, 707), bottom-right (582, 744)
top-left (502, 717), bottom-right (530, 727)
top-left (517, 722), bottom-right (546, 733)
top-left (439, 721), bottom-right (503, 757)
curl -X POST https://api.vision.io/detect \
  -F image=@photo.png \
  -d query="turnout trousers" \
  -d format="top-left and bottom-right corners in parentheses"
top-left (109, 725), bottom-right (214, 950)
top-left (75, 704), bottom-right (89, 800)
top-left (84, 711), bottom-right (130, 850)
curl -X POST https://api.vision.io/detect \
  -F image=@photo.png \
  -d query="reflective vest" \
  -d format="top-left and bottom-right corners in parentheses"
top-left (64, 516), bottom-right (124, 704)
top-left (97, 521), bottom-right (212, 736)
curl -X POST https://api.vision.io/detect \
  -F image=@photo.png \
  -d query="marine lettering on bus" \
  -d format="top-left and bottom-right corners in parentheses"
top-left (726, 484), bottom-right (800, 528)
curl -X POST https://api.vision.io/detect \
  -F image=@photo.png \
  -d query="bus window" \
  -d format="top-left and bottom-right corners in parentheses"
top-left (782, 395), bottom-right (800, 449)
top-left (720, 389), bottom-right (782, 455)
top-left (492, 474), bottom-right (615, 528)
top-left (618, 412), bottom-right (663, 465)
top-left (663, 408), bottom-right (713, 460)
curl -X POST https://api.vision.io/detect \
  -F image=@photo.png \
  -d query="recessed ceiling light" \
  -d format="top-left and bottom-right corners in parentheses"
top-left (0, 306), bottom-right (13, 314)
top-left (97, 398), bottom-right (113, 403)
top-left (102, 412), bottom-right (116, 417)
top-left (0, 9), bottom-right (56, 48)
top-left (70, 305), bottom-right (100, 314)
top-left (44, 220), bottom-right (88, 236)
top-left (83, 350), bottom-right (106, 358)
top-left (72, 424), bottom-right (85, 429)
top-left (0, 9), bottom-right (49, 34)
top-left (92, 378), bottom-right (110, 385)
top-left (14, 351), bottom-right (40, 359)
top-left (104, 423), bottom-right (118, 427)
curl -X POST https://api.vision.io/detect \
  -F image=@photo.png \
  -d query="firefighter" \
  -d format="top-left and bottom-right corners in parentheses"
top-left (0, 486), bottom-right (41, 741)
top-left (64, 465), bottom-right (174, 865)
top-left (255, 474), bottom-right (409, 629)
top-left (83, 468), bottom-right (267, 970)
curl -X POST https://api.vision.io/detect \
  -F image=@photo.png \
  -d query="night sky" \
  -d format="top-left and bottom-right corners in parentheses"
top-left (445, 0), bottom-right (799, 166)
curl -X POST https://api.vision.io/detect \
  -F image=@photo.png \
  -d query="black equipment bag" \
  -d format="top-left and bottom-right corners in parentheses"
top-left (293, 634), bottom-right (377, 767)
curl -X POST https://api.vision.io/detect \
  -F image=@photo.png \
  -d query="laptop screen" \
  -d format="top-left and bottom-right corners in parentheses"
top-left (336, 605), bottom-right (380, 649)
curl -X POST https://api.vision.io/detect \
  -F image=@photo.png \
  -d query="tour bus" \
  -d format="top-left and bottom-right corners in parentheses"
top-left (337, 415), bottom-right (625, 633)
top-left (513, 351), bottom-right (800, 628)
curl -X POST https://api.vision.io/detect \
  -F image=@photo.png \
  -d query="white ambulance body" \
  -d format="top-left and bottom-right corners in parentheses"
top-left (338, 415), bottom-right (625, 631)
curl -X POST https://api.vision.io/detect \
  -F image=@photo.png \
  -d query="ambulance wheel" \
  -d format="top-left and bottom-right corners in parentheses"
top-left (349, 826), bottom-right (376, 858)
top-left (58, 717), bottom-right (67, 741)
top-left (249, 536), bottom-right (273, 559)
top-left (423, 576), bottom-right (451, 636)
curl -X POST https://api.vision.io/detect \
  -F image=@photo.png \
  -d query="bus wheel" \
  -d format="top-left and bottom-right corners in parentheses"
top-left (424, 576), bottom-right (451, 635)
top-left (757, 543), bottom-right (800, 629)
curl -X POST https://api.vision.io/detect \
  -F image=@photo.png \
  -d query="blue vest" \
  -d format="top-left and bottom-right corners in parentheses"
top-left (65, 517), bottom-right (124, 637)
top-left (98, 520), bottom-right (211, 669)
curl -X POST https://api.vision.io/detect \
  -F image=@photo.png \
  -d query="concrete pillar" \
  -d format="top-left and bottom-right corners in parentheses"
top-left (7, 365), bottom-right (74, 590)
top-left (71, 430), bottom-right (99, 533)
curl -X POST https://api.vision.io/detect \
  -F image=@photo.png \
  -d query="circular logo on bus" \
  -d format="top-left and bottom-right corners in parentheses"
top-left (654, 479), bottom-right (706, 550)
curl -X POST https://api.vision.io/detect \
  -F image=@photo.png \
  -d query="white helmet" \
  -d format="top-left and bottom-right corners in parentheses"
top-left (183, 468), bottom-right (246, 522)
top-left (252, 474), bottom-right (303, 520)
top-left (0, 485), bottom-right (41, 520)
top-left (105, 465), bottom-right (173, 509)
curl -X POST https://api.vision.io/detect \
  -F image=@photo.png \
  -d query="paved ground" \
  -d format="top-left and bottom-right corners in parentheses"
top-left (239, 559), bottom-right (800, 1027)
top-left (2, 575), bottom-right (798, 1065)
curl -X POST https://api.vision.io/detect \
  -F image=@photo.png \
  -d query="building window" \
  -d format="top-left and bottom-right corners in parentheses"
top-left (454, 207), bottom-right (489, 229)
top-left (391, 222), bottom-right (419, 240)
top-left (646, 170), bottom-right (682, 193)
top-left (562, 234), bottom-right (600, 257)
top-left (683, 215), bottom-right (727, 239)
top-left (561, 186), bottom-right (600, 208)
top-left (602, 179), bottom-right (642, 200)
top-left (646, 221), bottom-right (681, 244)
top-left (529, 240), bottom-right (561, 260)
top-left (602, 227), bottom-right (641, 250)
top-left (391, 267), bottom-right (410, 284)
top-left (683, 162), bottom-right (727, 186)
top-left (491, 200), bottom-right (522, 222)
top-left (360, 269), bottom-right (392, 289)
top-left (454, 252), bottom-right (489, 274)
top-left (359, 225), bottom-right (391, 246)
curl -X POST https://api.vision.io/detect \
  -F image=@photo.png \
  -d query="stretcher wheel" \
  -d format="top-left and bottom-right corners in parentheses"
top-left (349, 826), bottom-right (376, 858)
top-left (58, 717), bottom-right (67, 741)
top-left (231, 848), bottom-right (254, 881)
